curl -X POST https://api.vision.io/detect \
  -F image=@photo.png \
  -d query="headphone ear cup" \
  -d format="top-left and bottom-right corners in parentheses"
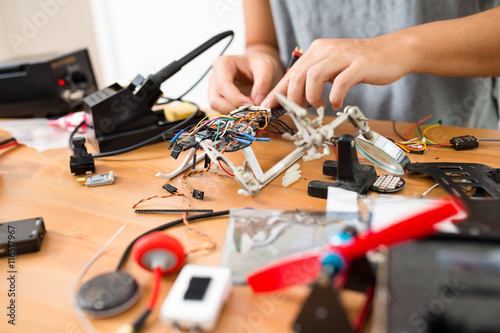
top-left (132, 232), bottom-right (185, 274)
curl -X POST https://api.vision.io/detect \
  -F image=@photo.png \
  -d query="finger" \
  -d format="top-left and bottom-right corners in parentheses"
top-left (329, 66), bottom-right (362, 110)
top-left (249, 58), bottom-right (275, 106)
top-left (305, 57), bottom-right (349, 109)
top-left (211, 57), bottom-right (255, 106)
top-left (261, 75), bottom-right (290, 109)
top-left (218, 80), bottom-right (255, 107)
top-left (208, 74), bottom-right (247, 113)
top-left (210, 95), bottom-right (240, 114)
top-left (287, 68), bottom-right (308, 109)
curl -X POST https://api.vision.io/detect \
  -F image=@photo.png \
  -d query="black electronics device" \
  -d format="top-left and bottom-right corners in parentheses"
top-left (379, 235), bottom-right (500, 333)
top-left (308, 134), bottom-right (378, 198)
top-left (77, 271), bottom-right (140, 318)
top-left (0, 49), bottom-right (97, 118)
top-left (0, 217), bottom-right (46, 257)
top-left (83, 31), bottom-right (233, 153)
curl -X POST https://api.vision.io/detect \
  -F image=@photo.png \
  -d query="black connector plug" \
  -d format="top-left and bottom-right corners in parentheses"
top-left (162, 183), bottom-right (178, 193)
top-left (192, 189), bottom-right (204, 200)
top-left (450, 135), bottom-right (479, 150)
top-left (70, 137), bottom-right (95, 175)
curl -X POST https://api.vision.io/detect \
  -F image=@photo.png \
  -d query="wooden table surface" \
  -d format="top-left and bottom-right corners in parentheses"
top-left (1, 117), bottom-right (499, 333)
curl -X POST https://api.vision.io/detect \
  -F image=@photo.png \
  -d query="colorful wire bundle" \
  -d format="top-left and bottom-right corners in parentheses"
top-left (393, 115), bottom-right (453, 152)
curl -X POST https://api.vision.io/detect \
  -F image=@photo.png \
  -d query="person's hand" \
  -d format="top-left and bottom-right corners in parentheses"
top-left (261, 35), bottom-right (413, 111)
top-left (208, 51), bottom-right (282, 113)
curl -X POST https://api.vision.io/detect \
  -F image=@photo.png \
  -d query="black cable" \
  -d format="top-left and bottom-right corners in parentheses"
top-left (176, 33), bottom-right (234, 100)
top-left (132, 309), bottom-right (152, 331)
top-left (271, 118), bottom-right (295, 134)
top-left (265, 123), bottom-right (285, 134)
top-left (392, 121), bottom-right (407, 141)
top-left (0, 137), bottom-right (16, 146)
top-left (115, 209), bottom-right (230, 271)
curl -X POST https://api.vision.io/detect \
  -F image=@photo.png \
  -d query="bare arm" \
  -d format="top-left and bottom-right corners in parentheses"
top-left (208, 0), bottom-right (283, 112)
top-left (261, 6), bottom-right (500, 110)
top-left (405, 6), bottom-right (500, 77)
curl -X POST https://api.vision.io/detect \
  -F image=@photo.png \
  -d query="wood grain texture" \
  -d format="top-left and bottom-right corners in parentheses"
top-left (0, 119), bottom-right (499, 332)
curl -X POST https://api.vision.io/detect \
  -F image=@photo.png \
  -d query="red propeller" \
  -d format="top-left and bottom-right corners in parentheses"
top-left (247, 198), bottom-right (466, 293)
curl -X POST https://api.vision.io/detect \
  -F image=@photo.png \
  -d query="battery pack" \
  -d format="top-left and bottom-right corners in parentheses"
top-left (160, 265), bottom-right (232, 331)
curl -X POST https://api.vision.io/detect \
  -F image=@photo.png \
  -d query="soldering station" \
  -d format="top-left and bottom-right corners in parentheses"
top-left (2, 23), bottom-right (500, 333)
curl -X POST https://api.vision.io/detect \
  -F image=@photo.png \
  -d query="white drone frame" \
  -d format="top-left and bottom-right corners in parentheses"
top-left (157, 93), bottom-right (409, 196)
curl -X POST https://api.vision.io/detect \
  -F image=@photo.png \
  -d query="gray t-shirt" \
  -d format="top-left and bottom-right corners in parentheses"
top-left (269, 0), bottom-right (500, 129)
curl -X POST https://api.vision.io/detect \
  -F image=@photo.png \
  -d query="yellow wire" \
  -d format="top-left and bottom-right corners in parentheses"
top-left (421, 124), bottom-right (441, 145)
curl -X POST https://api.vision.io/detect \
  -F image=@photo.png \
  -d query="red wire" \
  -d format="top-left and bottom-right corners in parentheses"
top-left (406, 114), bottom-right (432, 140)
top-left (218, 161), bottom-right (234, 176)
top-left (332, 144), bottom-right (338, 160)
top-left (352, 286), bottom-right (375, 332)
top-left (147, 267), bottom-right (163, 310)
top-left (0, 141), bottom-right (19, 150)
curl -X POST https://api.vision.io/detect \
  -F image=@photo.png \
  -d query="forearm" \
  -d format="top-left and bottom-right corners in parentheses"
top-left (398, 6), bottom-right (500, 77)
top-left (243, 0), bottom-right (282, 70)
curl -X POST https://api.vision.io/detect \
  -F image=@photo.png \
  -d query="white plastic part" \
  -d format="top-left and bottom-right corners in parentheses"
top-left (281, 163), bottom-right (301, 187)
top-left (282, 173), bottom-right (301, 187)
top-left (156, 150), bottom-right (206, 179)
top-left (302, 152), bottom-right (323, 162)
top-left (160, 265), bottom-right (232, 331)
top-left (242, 146), bottom-right (264, 179)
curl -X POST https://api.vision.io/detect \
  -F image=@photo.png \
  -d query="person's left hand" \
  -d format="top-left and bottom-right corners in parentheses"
top-left (261, 34), bottom-right (414, 111)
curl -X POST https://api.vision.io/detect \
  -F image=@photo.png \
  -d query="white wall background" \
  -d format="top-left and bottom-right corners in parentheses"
top-left (0, 0), bottom-right (103, 84)
top-left (0, 0), bottom-right (246, 108)
top-left (89, 0), bottom-right (245, 107)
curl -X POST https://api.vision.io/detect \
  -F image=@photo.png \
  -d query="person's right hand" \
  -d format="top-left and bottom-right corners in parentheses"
top-left (208, 51), bottom-right (282, 113)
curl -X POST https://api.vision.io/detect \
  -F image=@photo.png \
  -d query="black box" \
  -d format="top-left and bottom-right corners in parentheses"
top-left (0, 217), bottom-right (46, 257)
top-left (0, 49), bottom-right (97, 118)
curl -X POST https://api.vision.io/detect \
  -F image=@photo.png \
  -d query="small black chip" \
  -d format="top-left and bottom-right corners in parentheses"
top-left (184, 277), bottom-right (211, 301)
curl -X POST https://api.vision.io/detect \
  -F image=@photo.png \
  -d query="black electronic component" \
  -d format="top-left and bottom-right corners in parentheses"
top-left (70, 137), bottom-right (95, 175)
top-left (77, 271), bottom-right (140, 318)
top-left (308, 134), bottom-right (378, 198)
top-left (184, 277), bottom-right (211, 300)
top-left (450, 135), bottom-right (479, 150)
top-left (83, 31), bottom-right (233, 153)
top-left (192, 189), bottom-right (204, 200)
top-left (0, 49), bottom-right (97, 118)
top-left (162, 183), bottom-right (178, 193)
top-left (0, 217), bottom-right (46, 257)
top-left (371, 175), bottom-right (405, 193)
top-left (204, 154), bottom-right (211, 169)
top-left (170, 144), bottom-right (183, 159)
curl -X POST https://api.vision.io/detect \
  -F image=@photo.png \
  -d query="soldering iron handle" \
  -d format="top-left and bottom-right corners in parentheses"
top-left (153, 30), bottom-right (234, 84)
